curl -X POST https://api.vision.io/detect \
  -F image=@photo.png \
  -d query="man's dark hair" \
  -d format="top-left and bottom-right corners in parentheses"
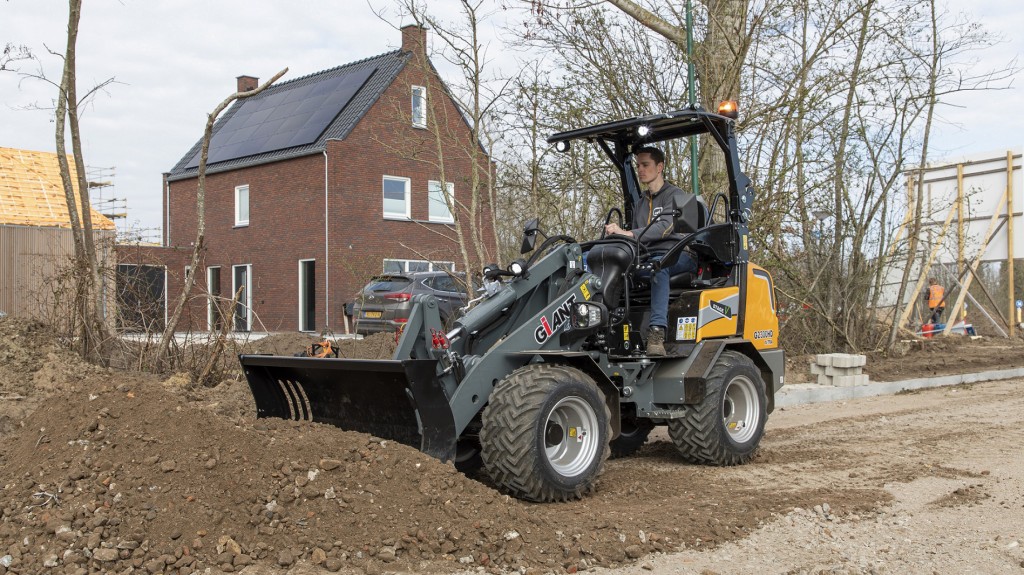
top-left (635, 146), bottom-right (665, 165)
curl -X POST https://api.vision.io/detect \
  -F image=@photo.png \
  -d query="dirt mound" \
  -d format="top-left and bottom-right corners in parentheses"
top-left (0, 373), bottom-right (669, 574)
top-left (0, 317), bottom-right (108, 436)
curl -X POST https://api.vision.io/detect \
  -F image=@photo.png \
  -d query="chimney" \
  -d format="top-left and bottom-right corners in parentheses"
top-left (401, 25), bottom-right (427, 56)
top-left (236, 75), bottom-right (258, 93)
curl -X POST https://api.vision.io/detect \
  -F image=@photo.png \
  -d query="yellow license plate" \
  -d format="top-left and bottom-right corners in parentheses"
top-left (363, 311), bottom-right (382, 319)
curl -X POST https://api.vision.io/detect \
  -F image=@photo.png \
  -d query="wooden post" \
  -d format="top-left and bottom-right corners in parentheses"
top-left (957, 163), bottom-right (964, 278)
top-left (942, 186), bottom-right (1010, 336)
top-left (1007, 151), bottom-right (1015, 337)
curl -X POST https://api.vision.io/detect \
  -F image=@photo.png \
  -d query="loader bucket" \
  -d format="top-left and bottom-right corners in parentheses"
top-left (238, 355), bottom-right (457, 462)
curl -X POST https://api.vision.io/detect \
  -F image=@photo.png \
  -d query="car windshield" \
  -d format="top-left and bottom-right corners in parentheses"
top-left (365, 276), bottom-right (412, 292)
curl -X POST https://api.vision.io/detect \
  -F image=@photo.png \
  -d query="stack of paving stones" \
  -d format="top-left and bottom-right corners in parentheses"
top-left (809, 353), bottom-right (869, 386)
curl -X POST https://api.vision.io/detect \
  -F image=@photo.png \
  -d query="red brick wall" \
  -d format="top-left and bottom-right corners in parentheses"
top-left (163, 52), bottom-right (496, 333)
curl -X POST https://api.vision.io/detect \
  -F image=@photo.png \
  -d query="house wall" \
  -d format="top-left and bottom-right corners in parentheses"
top-left (164, 52), bottom-right (496, 333)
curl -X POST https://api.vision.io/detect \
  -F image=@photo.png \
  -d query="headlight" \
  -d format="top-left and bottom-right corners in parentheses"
top-left (572, 302), bottom-right (605, 329)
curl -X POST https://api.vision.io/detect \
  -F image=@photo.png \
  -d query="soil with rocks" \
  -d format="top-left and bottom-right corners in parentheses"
top-left (1, 316), bottom-right (1022, 574)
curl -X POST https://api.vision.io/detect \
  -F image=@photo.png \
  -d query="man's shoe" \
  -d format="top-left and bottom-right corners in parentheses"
top-left (646, 326), bottom-right (666, 356)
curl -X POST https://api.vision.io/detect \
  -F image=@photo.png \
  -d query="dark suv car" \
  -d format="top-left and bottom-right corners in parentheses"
top-left (352, 271), bottom-right (468, 335)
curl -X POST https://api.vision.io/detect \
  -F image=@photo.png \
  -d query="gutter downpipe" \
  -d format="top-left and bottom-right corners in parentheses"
top-left (323, 149), bottom-right (330, 330)
top-left (163, 173), bottom-right (170, 246)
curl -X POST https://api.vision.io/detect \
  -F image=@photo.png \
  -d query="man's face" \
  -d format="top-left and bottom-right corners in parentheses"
top-left (635, 153), bottom-right (663, 186)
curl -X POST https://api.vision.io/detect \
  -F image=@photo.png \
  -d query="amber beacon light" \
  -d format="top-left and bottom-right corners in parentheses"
top-left (717, 100), bottom-right (739, 119)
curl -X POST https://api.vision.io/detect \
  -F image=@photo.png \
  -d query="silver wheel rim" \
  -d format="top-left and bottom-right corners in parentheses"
top-left (723, 374), bottom-right (760, 444)
top-left (543, 396), bottom-right (600, 477)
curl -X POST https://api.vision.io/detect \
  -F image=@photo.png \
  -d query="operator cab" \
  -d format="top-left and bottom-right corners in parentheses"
top-left (549, 106), bottom-right (751, 352)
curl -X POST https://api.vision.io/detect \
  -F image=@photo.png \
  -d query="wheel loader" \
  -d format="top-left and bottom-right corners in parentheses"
top-left (239, 106), bottom-right (784, 502)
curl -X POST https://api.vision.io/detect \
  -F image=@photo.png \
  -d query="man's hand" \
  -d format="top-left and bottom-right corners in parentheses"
top-left (604, 222), bottom-right (633, 237)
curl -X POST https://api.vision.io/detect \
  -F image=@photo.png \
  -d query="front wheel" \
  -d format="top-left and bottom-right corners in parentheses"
top-left (667, 350), bottom-right (767, 465)
top-left (480, 364), bottom-right (610, 502)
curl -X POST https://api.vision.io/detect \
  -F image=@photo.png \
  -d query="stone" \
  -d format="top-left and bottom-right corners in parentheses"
top-left (92, 548), bottom-right (119, 562)
top-left (832, 374), bottom-right (869, 387)
top-left (815, 354), bottom-right (834, 367)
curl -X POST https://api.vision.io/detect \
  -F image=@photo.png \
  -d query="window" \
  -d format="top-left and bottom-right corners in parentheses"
top-left (411, 86), bottom-right (427, 129)
top-left (427, 275), bottom-right (460, 293)
top-left (383, 176), bottom-right (411, 219)
top-left (235, 184), bottom-right (249, 226)
top-left (207, 266), bottom-right (222, 331)
top-left (428, 181), bottom-right (454, 223)
top-left (232, 264), bottom-right (252, 332)
top-left (383, 259), bottom-right (454, 274)
top-left (298, 259), bottom-right (316, 332)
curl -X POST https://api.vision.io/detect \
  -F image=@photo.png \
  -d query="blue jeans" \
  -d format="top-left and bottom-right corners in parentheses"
top-left (641, 253), bottom-right (697, 329)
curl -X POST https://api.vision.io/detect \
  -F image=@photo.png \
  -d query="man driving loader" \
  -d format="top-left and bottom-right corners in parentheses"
top-left (603, 146), bottom-right (700, 355)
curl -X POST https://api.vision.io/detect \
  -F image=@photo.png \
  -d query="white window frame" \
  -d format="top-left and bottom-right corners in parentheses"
top-left (383, 258), bottom-right (454, 274)
top-left (235, 184), bottom-right (250, 227)
top-left (206, 266), bottom-right (222, 331)
top-left (428, 180), bottom-right (455, 223)
top-left (382, 175), bottom-right (411, 220)
top-left (298, 259), bottom-right (316, 332)
top-left (411, 85), bottom-right (427, 129)
top-left (232, 264), bottom-right (253, 332)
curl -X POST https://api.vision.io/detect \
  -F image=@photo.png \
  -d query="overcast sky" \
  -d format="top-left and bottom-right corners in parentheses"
top-left (1, 1), bottom-right (1021, 239)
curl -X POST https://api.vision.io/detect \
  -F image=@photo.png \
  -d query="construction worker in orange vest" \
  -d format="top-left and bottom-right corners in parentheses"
top-left (925, 277), bottom-right (946, 324)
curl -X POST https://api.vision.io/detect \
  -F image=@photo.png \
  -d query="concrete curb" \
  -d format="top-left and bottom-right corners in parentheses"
top-left (776, 367), bottom-right (1024, 407)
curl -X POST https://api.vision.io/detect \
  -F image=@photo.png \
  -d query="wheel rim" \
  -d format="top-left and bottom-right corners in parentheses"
top-left (543, 396), bottom-right (600, 477)
top-left (723, 374), bottom-right (760, 444)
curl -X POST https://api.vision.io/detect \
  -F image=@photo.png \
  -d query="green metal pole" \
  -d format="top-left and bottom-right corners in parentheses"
top-left (686, 0), bottom-right (699, 196)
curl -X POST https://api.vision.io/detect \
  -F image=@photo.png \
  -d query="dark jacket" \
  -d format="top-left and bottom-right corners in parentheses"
top-left (630, 182), bottom-right (705, 251)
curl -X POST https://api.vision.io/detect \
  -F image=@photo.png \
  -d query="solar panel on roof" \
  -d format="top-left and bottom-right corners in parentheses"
top-left (185, 66), bottom-right (377, 168)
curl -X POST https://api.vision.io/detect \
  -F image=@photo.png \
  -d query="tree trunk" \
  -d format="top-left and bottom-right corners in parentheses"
top-left (154, 70), bottom-right (287, 370)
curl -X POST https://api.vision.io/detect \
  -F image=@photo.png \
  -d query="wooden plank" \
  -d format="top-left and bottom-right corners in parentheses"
top-left (942, 186), bottom-right (1010, 336)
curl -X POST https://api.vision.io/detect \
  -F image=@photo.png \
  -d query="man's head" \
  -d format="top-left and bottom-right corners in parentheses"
top-left (634, 146), bottom-right (665, 189)
top-left (929, 277), bottom-right (937, 285)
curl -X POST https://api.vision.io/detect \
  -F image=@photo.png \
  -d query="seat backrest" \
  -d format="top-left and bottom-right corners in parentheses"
top-left (674, 193), bottom-right (709, 234)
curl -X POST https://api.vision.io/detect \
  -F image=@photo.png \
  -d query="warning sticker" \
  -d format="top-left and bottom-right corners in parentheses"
top-left (580, 283), bottom-right (591, 300)
top-left (676, 316), bottom-right (697, 341)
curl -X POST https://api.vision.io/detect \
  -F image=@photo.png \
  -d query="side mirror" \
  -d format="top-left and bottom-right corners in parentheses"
top-left (521, 218), bottom-right (540, 254)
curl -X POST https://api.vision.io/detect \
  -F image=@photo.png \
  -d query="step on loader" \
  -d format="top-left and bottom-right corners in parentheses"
top-left (240, 107), bottom-right (784, 502)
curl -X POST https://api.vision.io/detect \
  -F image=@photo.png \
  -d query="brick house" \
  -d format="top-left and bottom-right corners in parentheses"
top-left (162, 26), bottom-right (495, 333)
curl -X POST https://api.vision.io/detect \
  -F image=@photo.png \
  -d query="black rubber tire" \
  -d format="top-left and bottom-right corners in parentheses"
top-left (667, 350), bottom-right (767, 465)
top-left (609, 417), bottom-right (654, 459)
top-left (480, 364), bottom-right (611, 502)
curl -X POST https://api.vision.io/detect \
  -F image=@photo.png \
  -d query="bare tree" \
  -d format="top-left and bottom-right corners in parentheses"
top-left (153, 70), bottom-right (288, 368)
top-left (2, 1), bottom-right (118, 362)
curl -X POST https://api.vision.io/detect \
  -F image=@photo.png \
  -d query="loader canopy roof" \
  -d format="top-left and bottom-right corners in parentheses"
top-left (546, 108), bottom-right (734, 150)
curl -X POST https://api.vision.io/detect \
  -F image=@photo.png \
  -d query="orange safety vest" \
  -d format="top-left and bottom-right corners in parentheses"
top-left (927, 285), bottom-right (945, 309)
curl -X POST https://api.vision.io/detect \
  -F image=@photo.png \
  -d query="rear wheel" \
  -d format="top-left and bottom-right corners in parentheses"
top-left (667, 350), bottom-right (766, 465)
top-left (480, 364), bottom-right (610, 502)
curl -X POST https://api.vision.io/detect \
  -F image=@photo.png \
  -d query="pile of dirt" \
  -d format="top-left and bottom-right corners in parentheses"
top-left (0, 317), bottom-right (108, 435)
top-left (244, 332), bottom-right (396, 360)
top-left (0, 320), bottom-right (671, 575)
top-left (3, 375), bottom-right (656, 575)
